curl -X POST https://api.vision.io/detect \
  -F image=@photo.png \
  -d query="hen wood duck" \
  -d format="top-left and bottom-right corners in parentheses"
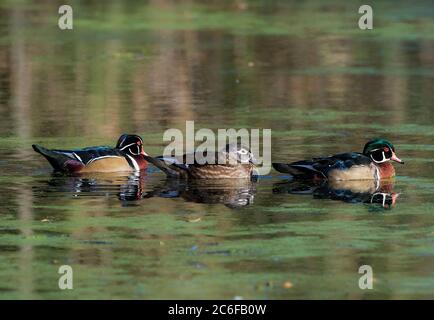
top-left (272, 138), bottom-right (404, 181)
top-left (144, 143), bottom-right (257, 179)
top-left (32, 134), bottom-right (148, 173)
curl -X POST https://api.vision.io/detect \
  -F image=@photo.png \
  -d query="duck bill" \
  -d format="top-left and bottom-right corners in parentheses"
top-left (391, 193), bottom-right (400, 206)
top-left (391, 152), bottom-right (404, 164)
top-left (383, 193), bottom-right (400, 209)
top-left (250, 155), bottom-right (259, 165)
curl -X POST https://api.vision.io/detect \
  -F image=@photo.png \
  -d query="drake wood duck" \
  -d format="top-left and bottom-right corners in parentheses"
top-left (144, 143), bottom-right (257, 179)
top-left (32, 134), bottom-right (148, 173)
top-left (273, 138), bottom-right (404, 181)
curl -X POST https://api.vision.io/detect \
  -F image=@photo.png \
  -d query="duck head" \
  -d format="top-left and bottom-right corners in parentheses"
top-left (224, 142), bottom-right (257, 165)
top-left (116, 134), bottom-right (147, 156)
top-left (363, 138), bottom-right (404, 165)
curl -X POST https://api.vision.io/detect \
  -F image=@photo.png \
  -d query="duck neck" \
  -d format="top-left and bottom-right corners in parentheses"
top-left (129, 155), bottom-right (148, 170)
top-left (377, 161), bottom-right (395, 179)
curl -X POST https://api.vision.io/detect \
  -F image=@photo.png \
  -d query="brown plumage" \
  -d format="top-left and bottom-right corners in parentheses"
top-left (186, 163), bottom-right (255, 179)
top-left (144, 143), bottom-right (257, 180)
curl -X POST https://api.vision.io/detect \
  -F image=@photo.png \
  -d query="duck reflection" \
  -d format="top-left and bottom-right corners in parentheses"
top-left (42, 171), bottom-right (147, 203)
top-left (273, 179), bottom-right (399, 209)
top-left (145, 179), bottom-right (256, 208)
top-left (40, 172), bottom-right (256, 208)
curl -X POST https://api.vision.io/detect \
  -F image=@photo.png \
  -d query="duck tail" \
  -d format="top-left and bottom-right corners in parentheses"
top-left (272, 163), bottom-right (297, 175)
top-left (273, 161), bottom-right (325, 178)
top-left (32, 144), bottom-right (72, 171)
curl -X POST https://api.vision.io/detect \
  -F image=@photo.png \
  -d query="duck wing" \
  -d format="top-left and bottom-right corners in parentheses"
top-left (32, 144), bottom-right (122, 171)
top-left (273, 152), bottom-right (371, 179)
top-left (71, 146), bottom-right (123, 164)
top-left (180, 150), bottom-right (225, 166)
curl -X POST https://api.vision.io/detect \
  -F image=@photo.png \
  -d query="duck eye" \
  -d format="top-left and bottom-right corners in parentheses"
top-left (371, 149), bottom-right (385, 162)
top-left (383, 147), bottom-right (393, 158)
top-left (129, 145), bottom-right (140, 155)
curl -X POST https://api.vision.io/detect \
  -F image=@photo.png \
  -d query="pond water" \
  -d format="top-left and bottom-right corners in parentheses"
top-left (0, 0), bottom-right (433, 299)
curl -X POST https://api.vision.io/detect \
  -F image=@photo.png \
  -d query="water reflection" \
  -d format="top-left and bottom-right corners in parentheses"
top-left (273, 179), bottom-right (399, 209)
top-left (38, 172), bottom-right (256, 208)
top-left (39, 172), bottom-right (147, 203)
top-left (145, 179), bottom-right (256, 209)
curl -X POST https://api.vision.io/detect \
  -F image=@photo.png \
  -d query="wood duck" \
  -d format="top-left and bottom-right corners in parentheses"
top-left (144, 143), bottom-right (257, 179)
top-left (273, 138), bottom-right (404, 181)
top-left (32, 134), bottom-right (148, 173)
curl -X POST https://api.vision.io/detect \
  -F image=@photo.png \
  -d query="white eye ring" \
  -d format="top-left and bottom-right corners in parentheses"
top-left (238, 149), bottom-right (248, 155)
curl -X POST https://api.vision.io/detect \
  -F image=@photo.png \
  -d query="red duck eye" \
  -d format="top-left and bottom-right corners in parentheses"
top-left (383, 147), bottom-right (393, 158)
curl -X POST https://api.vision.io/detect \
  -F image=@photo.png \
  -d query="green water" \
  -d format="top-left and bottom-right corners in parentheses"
top-left (0, 0), bottom-right (433, 299)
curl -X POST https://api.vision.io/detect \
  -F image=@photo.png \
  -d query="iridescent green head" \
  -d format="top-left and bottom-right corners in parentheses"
top-left (363, 138), bottom-right (395, 154)
top-left (363, 138), bottom-right (404, 164)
